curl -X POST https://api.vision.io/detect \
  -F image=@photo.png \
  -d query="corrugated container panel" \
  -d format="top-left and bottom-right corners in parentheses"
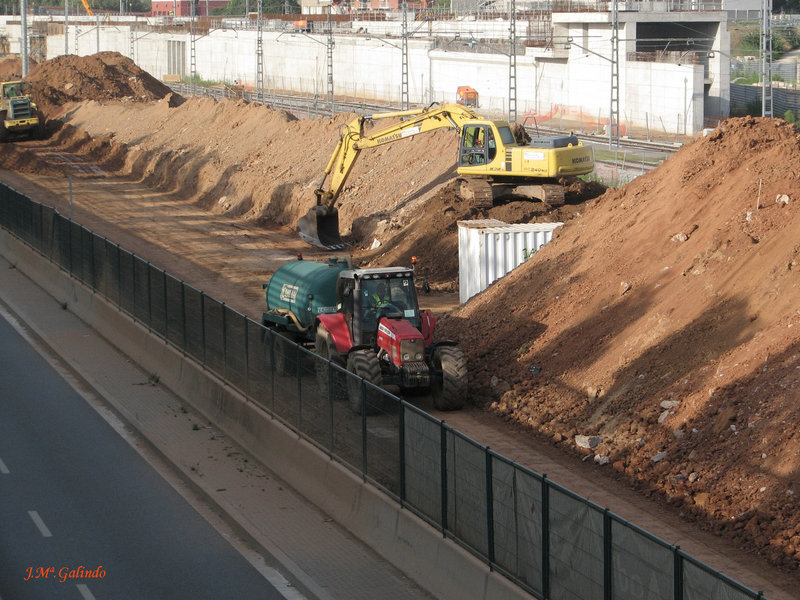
top-left (458, 220), bottom-right (563, 303)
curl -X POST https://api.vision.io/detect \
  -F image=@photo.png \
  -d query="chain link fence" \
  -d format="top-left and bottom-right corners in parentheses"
top-left (0, 182), bottom-right (770, 600)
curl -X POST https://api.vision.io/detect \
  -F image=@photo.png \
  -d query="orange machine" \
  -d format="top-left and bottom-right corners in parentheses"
top-left (456, 86), bottom-right (478, 108)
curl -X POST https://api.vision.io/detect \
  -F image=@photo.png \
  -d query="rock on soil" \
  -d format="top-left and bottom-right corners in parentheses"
top-left (1, 53), bottom-right (799, 576)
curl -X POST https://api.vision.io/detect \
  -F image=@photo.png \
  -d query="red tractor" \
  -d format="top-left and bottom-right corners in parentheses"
top-left (262, 258), bottom-right (467, 413)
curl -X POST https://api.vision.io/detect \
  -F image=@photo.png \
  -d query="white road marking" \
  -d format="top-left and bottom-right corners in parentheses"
top-left (0, 456), bottom-right (9, 474)
top-left (28, 511), bottom-right (52, 537)
top-left (76, 584), bottom-right (96, 600)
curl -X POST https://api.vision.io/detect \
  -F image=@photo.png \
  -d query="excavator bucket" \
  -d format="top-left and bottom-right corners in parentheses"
top-left (297, 205), bottom-right (344, 249)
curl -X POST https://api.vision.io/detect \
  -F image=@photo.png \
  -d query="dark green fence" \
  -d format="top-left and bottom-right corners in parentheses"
top-left (0, 182), bottom-right (769, 600)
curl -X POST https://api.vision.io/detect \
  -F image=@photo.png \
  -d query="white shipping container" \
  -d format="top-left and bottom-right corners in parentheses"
top-left (458, 220), bottom-right (563, 303)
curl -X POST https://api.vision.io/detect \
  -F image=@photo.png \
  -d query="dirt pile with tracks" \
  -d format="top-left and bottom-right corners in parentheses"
top-left (2, 53), bottom-right (800, 581)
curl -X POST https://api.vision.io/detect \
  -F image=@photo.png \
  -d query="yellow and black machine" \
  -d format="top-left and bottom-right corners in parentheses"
top-left (300, 103), bottom-right (594, 248)
top-left (0, 81), bottom-right (45, 141)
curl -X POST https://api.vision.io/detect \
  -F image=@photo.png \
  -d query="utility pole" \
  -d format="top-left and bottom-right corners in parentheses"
top-left (609, 0), bottom-right (620, 147)
top-left (64, 0), bottom-right (69, 55)
top-left (508, 0), bottom-right (517, 123)
top-left (761, 0), bottom-right (773, 117)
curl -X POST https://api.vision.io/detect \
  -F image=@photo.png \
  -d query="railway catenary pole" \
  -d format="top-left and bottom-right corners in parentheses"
top-left (190, 0), bottom-right (197, 96)
top-left (609, 0), bottom-right (620, 148)
top-left (401, 0), bottom-right (409, 110)
top-left (256, 0), bottom-right (264, 104)
top-left (64, 0), bottom-right (69, 55)
top-left (326, 4), bottom-right (334, 116)
top-left (761, 0), bottom-right (773, 118)
top-left (20, 0), bottom-right (28, 76)
top-left (508, 0), bottom-right (517, 123)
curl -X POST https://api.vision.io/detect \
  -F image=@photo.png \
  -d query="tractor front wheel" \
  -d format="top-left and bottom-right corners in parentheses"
top-left (346, 349), bottom-right (382, 415)
top-left (430, 346), bottom-right (468, 411)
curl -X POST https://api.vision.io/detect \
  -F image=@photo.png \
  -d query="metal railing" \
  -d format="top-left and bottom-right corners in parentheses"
top-left (0, 182), bottom-right (769, 600)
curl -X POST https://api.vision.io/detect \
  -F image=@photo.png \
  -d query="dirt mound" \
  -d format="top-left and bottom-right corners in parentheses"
top-left (0, 56), bottom-right (36, 78)
top-left (438, 116), bottom-right (800, 570)
top-left (24, 52), bottom-right (178, 117)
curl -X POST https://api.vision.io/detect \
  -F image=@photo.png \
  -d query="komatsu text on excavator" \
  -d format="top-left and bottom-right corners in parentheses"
top-left (299, 102), bottom-right (594, 248)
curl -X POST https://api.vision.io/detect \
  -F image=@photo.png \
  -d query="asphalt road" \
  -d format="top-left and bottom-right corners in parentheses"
top-left (0, 314), bottom-right (285, 600)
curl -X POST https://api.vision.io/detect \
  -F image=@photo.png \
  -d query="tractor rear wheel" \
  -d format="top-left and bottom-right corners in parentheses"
top-left (315, 327), bottom-right (346, 402)
top-left (430, 346), bottom-right (468, 410)
top-left (346, 349), bottom-right (382, 415)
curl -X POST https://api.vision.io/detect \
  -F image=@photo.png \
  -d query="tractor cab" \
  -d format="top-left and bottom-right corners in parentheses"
top-left (338, 267), bottom-right (421, 347)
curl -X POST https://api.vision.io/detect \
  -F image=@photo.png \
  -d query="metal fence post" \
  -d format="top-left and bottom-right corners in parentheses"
top-left (399, 403), bottom-right (406, 505)
top-left (296, 343), bottom-right (302, 431)
top-left (542, 474), bottom-right (550, 598)
top-left (90, 229), bottom-right (97, 291)
top-left (221, 302), bottom-right (227, 376)
top-left (146, 262), bottom-right (152, 329)
top-left (68, 220), bottom-right (74, 274)
top-left (327, 362), bottom-right (334, 457)
top-left (39, 203), bottom-right (44, 254)
top-left (200, 292), bottom-right (206, 365)
top-left (162, 270), bottom-right (167, 339)
top-left (180, 282), bottom-right (186, 352)
top-left (130, 252), bottom-right (136, 317)
top-left (269, 329), bottom-right (276, 414)
top-left (361, 380), bottom-right (367, 481)
top-left (604, 508), bottom-right (612, 600)
top-left (116, 243), bottom-right (121, 307)
top-left (673, 545), bottom-right (683, 600)
top-left (440, 422), bottom-right (448, 537)
top-left (486, 448), bottom-right (495, 569)
top-left (244, 315), bottom-right (250, 398)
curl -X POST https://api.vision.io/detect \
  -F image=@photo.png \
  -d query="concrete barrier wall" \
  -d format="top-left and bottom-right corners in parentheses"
top-left (0, 228), bottom-right (530, 600)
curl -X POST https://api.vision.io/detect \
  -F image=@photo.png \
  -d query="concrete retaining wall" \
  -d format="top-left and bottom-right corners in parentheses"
top-left (1, 15), bottom-right (706, 133)
top-left (0, 227), bottom-right (531, 600)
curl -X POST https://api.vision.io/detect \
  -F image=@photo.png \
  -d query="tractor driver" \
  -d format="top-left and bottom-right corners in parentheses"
top-left (369, 281), bottom-right (392, 312)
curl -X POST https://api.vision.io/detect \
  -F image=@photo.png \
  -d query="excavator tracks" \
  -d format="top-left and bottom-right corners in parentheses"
top-left (457, 177), bottom-right (494, 209)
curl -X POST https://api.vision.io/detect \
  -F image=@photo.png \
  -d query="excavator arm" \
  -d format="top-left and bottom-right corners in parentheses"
top-left (80, 0), bottom-right (94, 16)
top-left (300, 103), bottom-right (484, 248)
top-left (315, 104), bottom-right (482, 207)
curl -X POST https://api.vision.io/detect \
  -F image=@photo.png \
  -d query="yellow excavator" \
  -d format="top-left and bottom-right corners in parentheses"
top-left (299, 102), bottom-right (594, 248)
top-left (80, 0), bottom-right (94, 15)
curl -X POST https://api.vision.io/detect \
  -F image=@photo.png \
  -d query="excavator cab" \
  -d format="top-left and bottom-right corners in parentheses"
top-left (459, 124), bottom-right (499, 167)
